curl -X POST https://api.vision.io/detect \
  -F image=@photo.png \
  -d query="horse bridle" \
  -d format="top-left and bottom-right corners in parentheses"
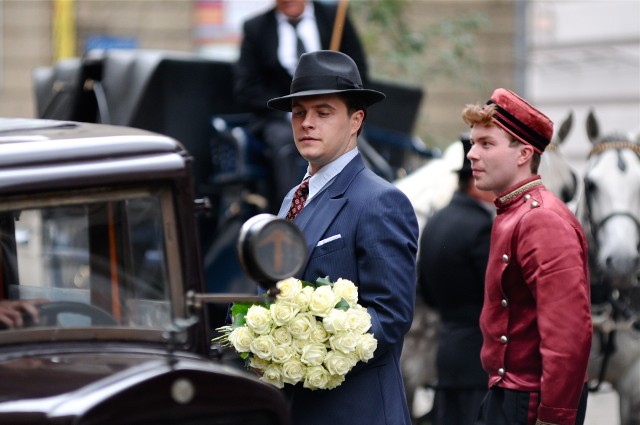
top-left (584, 141), bottom-right (640, 255)
top-left (584, 141), bottom-right (640, 392)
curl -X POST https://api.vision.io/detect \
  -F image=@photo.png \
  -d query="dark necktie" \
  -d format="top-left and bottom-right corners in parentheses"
top-left (285, 177), bottom-right (310, 221)
top-left (288, 18), bottom-right (306, 58)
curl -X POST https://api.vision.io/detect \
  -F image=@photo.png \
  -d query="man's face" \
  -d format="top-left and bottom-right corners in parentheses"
top-left (467, 124), bottom-right (525, 195)
top-left (291, 94), bottom-right (363, 174)
top-left (275, 0), bottom-right (306, 18)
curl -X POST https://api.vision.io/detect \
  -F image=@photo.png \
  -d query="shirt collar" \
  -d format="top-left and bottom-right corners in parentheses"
top-left (494, 175), bottom-right (543, 208)
top-left (306, 148), bottom-right (359, 201)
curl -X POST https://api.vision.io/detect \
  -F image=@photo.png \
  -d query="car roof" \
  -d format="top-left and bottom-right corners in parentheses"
top-left (0, 118), bottom-right (189, 195)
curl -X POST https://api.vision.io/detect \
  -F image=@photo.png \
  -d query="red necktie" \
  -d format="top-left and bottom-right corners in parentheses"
top-left (286, 177), bottom-right (310, 221)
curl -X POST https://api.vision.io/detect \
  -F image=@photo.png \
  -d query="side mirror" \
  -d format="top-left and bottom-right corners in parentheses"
top-left (237, 214), bottom-right (306, 291)
top-left (187, 214), bottom-right (306, 308)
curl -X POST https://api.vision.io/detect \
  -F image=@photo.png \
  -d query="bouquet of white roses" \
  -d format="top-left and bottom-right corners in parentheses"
top-left (213, 276), bottom-right (377, 390)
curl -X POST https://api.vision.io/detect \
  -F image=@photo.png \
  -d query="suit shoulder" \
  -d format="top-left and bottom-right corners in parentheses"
top-left (243, 8), bottom-right (274, 31)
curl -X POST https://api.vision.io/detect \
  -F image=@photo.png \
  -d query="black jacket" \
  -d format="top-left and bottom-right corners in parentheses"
top-left (418, 190), bottom-right (493, 387)
top-left (233, 1), bottom-right (368, 118)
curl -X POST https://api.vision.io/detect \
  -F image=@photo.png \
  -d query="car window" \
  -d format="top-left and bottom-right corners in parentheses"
top-left (0, 187), bottom-right (182, 336)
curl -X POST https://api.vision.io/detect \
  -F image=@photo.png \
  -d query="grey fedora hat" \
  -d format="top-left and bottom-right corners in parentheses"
top-left (267, 50), bottom-right (385, 112)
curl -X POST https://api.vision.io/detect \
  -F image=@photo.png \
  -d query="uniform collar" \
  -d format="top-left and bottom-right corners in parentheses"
top-left (494, 175), bottom-right (543, 208)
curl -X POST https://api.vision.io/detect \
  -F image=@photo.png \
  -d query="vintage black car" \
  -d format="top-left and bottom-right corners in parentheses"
top-left (0, 118), bottom-right (304, 424)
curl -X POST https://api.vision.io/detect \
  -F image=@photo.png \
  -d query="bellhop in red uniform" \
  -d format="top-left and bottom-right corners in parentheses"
top-left (462, 89), bottom-right (592, 425)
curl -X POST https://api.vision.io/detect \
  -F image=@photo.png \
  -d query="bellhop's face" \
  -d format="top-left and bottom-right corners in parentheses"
top-left (276, 0), bottom-right (306, 18)
top-left (468, 124), bottom-right (524, 195)
top-left (291, 94), bottom-right (363, 175)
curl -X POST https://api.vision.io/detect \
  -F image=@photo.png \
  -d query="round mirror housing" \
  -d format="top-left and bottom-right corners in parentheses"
top-left (237, 214), bottom-right (307, 291)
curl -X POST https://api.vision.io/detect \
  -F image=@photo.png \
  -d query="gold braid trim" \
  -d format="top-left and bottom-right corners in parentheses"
top-left (498, 179), bottom-right (543, 205)
top-left (535, 419), bottom-right (558, 425)
top-left (589, 141), bottom-right (640, 157)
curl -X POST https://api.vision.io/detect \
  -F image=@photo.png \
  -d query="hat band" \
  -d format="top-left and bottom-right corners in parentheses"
top-left (486, 100), bottom-right (549, 152)
top-left (290, 75), bottom-right (362, 94)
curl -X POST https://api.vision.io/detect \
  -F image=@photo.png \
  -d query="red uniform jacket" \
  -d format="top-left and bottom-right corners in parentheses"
top-left (480, 176), bottom-right (592, 425)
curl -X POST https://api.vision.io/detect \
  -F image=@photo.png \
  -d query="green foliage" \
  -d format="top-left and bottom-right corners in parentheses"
top-left (350, 0), bottom-right (488, 87)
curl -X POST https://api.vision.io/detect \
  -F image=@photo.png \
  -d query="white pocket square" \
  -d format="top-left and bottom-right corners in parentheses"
top-left (317, 234), bottom-right (341, 247)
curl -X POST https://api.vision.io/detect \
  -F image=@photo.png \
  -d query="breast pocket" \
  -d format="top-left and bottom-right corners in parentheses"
top-left (310, 235), bottom-right (345, 259)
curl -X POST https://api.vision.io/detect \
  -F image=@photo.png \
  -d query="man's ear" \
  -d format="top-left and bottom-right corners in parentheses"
top-left (351, 110), bottom-right (364, 133)
top-left (517, 143), bottom-right (534, 166)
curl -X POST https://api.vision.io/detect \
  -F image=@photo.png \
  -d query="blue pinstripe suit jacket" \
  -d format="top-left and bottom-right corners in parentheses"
top-left (278, 154), bottom-right (418, 425)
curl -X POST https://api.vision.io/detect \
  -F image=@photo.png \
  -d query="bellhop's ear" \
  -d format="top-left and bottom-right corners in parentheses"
top-left (517, 142), bottom-right (535, 166)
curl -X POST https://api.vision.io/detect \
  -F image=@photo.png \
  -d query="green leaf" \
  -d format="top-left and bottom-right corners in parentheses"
top-left (315, 276), bottom-right (333, 286)
top-left (232, 312), bottom-right (246, 328)
top-left (335, 298), bottom-right (349, 311)
top-left (231, 302), bottom-right (251, 318)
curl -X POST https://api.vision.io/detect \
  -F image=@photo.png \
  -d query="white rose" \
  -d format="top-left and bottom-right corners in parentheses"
top-left (272, 344), bottom-right (295, 364)
top-left (294, 286), bottom-right (314, 311)
top-left (322, 309), bottom-right (350, 333)
top-left (303, 365), bottom-right (330, 390)
top-left (323, 350), bottom-right (355, 376)
top-left (309, 285), bottom-right (336, 316)
top-left (300, 342), bottom-right (328, 366)
top-left (309, 323), bottom-right (330, 343)
top-left (270, 300), bottom-right (300, 326)
top-left (250, 334), bottom-right (276, 360)
top-left (250, 355), bottom-right (270, 372)
top-left (287, 312), bottom-right (316, 339)
top-left (228, 326), bottom-right (254, 352)
top-left (332, 278), bottom-right (359, 306)
top-left (291, 337), bottom-right (308, 354)
top-left (276, 277), bottom-right (302, 301)
top-left (245, 305), bottom-right (272, 335)
top-left (329, 331), bottom-right (358, 354)
top-left (324, 373), bottom-right (346, 390)
top-left (260, 363), bottom-right (284, 389)
top-left (281, 357), bottom-right (306, 385)
top-left (346, 306), bottom-right (372, 334)
top-left (355, 333), bottom-right (378, 362)
top-left (271, 326), bottom-right (293, 346)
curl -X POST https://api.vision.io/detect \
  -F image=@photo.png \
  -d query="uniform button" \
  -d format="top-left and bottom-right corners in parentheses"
top-left (500, 335), bottom-right (508, 344)
top-left (498, 368), bottom-right (505, 377)
top-left (524, 194), bottom-right (531, 201)
top-left (501, 299), bottom-right (508, 307)
top-left (502, 254), bottom-right (509, 263)
top-left (531, 200), bottom-right (539, 208)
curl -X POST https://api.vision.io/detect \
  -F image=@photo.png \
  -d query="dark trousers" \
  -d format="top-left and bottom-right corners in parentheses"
top-left (433, 387), bottom-right (486, 425)
top-left (474, 384), bottom-right (588, 425)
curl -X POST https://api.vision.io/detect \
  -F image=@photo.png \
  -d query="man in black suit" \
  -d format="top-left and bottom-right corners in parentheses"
top-left (233, 0), bottom-right (369, 210)
top-left (417, 135), bottom-right (495, 425)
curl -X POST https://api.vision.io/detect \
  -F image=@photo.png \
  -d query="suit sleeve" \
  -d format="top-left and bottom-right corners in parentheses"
top-left (356, 186), bottom-right (418, 355)
top-left (517, 209), bottom-right (592, 425)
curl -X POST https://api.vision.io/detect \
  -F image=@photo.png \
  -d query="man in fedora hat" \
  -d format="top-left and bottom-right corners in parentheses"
top-left (418, 134), bottom-right (495, 425)
top-left (234, 0), bottom-right (369, 210)
top-left (462, 89), bottom-right (592, 425)
top-left (268, 49), bottom-right (418, 425)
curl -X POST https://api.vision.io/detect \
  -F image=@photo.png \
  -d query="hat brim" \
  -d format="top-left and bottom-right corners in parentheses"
top-left (267, 88), bottom-right (385, 112)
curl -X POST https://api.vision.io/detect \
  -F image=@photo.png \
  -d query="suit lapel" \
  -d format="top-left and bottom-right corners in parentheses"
top-left (294, 154), bottom-right (365, 274)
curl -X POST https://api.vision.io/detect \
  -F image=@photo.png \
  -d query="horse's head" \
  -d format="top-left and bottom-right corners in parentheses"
top-left (580, 110), bottom-right (640, 290)
top-left (539, 111), bottom-right (580, 205)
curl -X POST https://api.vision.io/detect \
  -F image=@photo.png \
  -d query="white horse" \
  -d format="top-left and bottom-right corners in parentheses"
top-left (394, 112), bottom-right (580, 421)
top-left (577, 110), bottom-right (640, 425)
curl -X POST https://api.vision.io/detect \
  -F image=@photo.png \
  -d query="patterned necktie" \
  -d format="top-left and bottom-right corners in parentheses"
top-left (286, 177), bottom-right (310, 221)
top-left (288, 18), bottom-right (306, 58)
